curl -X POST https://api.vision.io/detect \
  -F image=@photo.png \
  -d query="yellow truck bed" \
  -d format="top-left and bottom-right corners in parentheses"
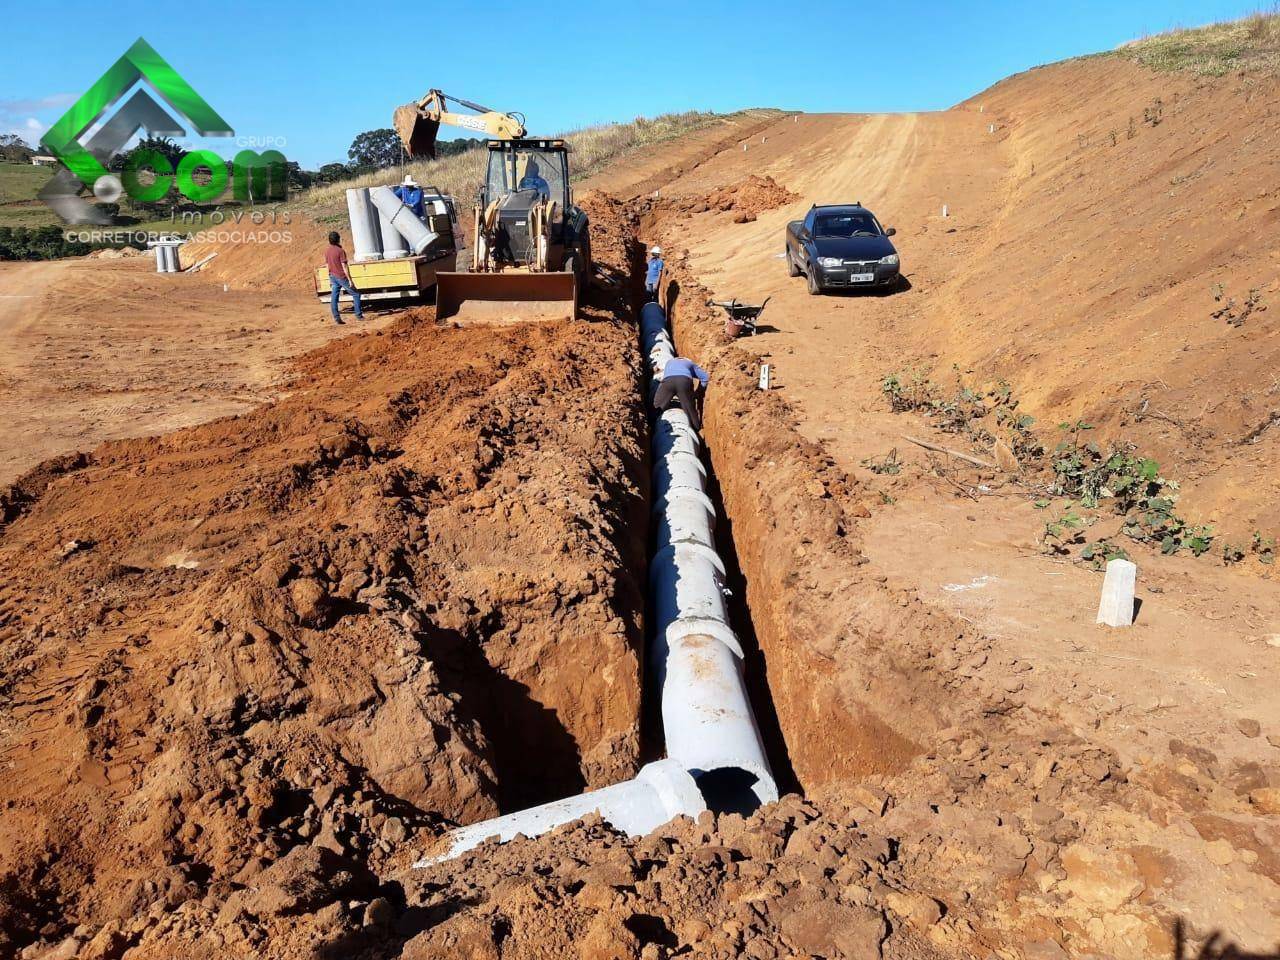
top-left (314, 251), bottom-right (459, 303)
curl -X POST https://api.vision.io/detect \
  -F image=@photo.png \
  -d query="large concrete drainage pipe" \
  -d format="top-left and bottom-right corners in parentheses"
top-left (415, 760), bottom-right (705, 866)
top-left (413, 299), bottom-right (776, 867)
top-left (345, 188), bottom-right (382, 262)
top-left (370, 186), bottom-right (439, 256)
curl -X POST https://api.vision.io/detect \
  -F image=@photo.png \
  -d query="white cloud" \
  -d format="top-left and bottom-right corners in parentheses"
top-left (0, 93), bottom-right (78, 114)
top-left (0, 93), bottom-right (77, 145)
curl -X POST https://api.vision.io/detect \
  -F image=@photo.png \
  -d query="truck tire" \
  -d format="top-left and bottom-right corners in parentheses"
top-left (787, 249), bottom-right (801, 277)
top-left (806, 268), bottom-right (822, 296)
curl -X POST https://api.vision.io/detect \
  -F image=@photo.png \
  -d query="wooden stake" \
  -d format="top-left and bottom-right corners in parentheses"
top-left (902, 435), bottom-right (993, 469)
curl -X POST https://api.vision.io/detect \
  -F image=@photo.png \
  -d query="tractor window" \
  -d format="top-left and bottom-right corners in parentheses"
top-left (485, 151), bottom-right (512, 202)
top-left (514, 149), bottom-right (568, 206)
top-left (484, 147), bottom-right (570, 207)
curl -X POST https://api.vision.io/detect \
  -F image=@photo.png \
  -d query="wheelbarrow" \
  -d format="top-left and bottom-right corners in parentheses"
top-left (707, 297), bottom-right (770, 338)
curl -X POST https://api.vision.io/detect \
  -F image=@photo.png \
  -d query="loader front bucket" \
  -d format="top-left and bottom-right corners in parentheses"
top-left (393, 103), bottom-right (440, 159)
top-left (435, 271), bottom-right (578, 324)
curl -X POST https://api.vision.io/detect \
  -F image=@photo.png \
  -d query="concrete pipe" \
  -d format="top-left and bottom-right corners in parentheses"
top-left (640, 301), bottom-right (668, 340)
top-left (370, 186), bottom-right (439, 256)
top-left (649, 342), bottom-right (675, 375)
top-left (649, 541), bottom-right (732, 638)
top-left (169, 244), bottom-right (181, 272)
top-left (414, 759), bottom-right (706, 867)
top-left (653, 485), bottom-right (715, 522)
top-left (345, 188), bottom-right (382, 262)
top-left (654, 409), bottom-right (700, 459)
top-left (153, 245), bottom-right (168, 273)
top-left (377, 209), bottom-right (409, 260)
top-left (662, 633), bottom-right (778, 812)
top-left (653, 449), bottom-right (708, 499)
top-left (653, 491), bottom-right (716, 551)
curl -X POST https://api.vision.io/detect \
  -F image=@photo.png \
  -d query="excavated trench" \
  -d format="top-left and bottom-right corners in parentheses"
top-left (636, 203), bottom-right (934, 794)
top-left (624, 238), bottom-right (799, 803)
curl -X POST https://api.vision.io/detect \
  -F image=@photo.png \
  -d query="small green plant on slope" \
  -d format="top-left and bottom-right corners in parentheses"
top-left (1081, 538), bottom-right (1131, 571)
top-left (1223, 531), bottom-right (1277, 566)
top-left (861, 448), bottom-right (902, 475)
top-left (880, 373), bottom-right (1227, 564)
top-left (880, 372), bottom-right (1041, 458)
top-left (1050, 422), bottom-right (1214, 557)
top-left (1042, 509), bottom-right (1091, 555)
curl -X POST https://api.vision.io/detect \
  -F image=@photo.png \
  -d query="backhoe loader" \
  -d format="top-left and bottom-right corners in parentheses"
top-left (394, 89), bottom-right (591, 322)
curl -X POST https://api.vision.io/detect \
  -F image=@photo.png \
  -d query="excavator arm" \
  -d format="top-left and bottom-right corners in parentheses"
top-left (393, 89), bottom-right (526, 159)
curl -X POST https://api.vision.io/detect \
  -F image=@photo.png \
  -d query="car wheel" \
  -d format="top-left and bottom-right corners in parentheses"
top-left (787, 250), bottom-right (801, 277)
top-left (806, 268), bottom-right (822, 296)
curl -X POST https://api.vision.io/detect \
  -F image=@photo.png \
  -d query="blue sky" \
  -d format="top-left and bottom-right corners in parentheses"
top-left (0, 0), bottom-right (1265, 168)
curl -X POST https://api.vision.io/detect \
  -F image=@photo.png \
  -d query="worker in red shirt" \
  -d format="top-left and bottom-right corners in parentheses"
top-left (325, 231), bottom-right (364, 325)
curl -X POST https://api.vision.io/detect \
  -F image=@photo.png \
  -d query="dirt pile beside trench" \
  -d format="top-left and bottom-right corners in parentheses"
top-left (660, 175), bottom-right (798, 224)
top-left (0, 202), bottom-right (649, 956)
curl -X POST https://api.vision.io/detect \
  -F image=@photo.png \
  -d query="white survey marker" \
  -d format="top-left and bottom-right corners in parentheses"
top-left (1096, 558), bottom-right (1137, 627)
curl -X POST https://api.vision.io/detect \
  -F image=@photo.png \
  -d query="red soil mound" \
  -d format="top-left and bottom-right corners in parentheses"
top-left (0, 220), bottom-right (648, 955)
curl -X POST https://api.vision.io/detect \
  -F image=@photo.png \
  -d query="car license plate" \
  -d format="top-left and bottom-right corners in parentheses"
top-left (850, 272), bottom-right (875, 282)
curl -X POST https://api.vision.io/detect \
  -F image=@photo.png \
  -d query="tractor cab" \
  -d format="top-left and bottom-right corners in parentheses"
top-left (482, 138), bottom-right (571, 212)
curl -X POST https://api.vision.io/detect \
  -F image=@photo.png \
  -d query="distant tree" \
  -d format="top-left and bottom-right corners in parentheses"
top-left (285, 161), bottom-right (312, 191)
top-left (0, 134), bottom-right (34, 163)
top-left (107, 135), bottom-right (184, 172)
top-left (347, 128), bottom-right (402, 169)
top-left (316, 162), bottom-right (351, 183)
top-left (435, 137), bottom-right (486, 158)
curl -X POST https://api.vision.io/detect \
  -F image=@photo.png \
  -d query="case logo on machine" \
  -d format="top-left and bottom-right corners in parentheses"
top-left (39, 38), bottom-right (287, 224)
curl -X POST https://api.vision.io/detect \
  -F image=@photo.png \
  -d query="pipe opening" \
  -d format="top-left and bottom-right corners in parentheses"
top-left (693, 767), bottom-right (766, 817)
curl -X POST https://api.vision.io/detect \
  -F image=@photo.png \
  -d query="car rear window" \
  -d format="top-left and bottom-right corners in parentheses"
top-left (814, 214), bottom-right (881, 238)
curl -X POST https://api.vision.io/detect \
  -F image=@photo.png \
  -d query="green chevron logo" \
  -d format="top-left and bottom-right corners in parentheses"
top-left (38, 39), bottom-right (288, 224)
top-left (41, 38), bottom-right (232, 188)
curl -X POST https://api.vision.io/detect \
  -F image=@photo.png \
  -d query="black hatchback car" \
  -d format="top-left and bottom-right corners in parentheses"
top-left (785, 204), bottom-right (900, 294)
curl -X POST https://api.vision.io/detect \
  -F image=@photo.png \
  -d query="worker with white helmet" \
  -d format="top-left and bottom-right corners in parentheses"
top-left (645, 244), bottom-right (664, 302)
top-left (394, 174), bottom-right (425, 218)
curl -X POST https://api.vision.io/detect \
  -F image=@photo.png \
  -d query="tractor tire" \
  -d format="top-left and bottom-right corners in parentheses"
top-left (787, 250), bottom-right (801, 277)
top-left (564, 251), bottom-right (581, 281)
top-left (806, 268), bottom-right (822, 296)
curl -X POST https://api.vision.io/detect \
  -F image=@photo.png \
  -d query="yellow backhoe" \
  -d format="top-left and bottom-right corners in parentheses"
top-left (394, 89), bottom-right (591, 322)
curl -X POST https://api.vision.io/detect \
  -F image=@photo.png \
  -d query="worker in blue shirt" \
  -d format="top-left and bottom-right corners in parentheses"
top-left (644, 245), bottom-right (664, 302)
top-left (518, 158), bottom-right (550, 199)
top-left (394, 175), bottom-right (425, 218)
top-left (654, 355), bottom-right (709, 432)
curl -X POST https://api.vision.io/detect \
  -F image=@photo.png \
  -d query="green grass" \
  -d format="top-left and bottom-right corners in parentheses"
top-left (0, 161), bottom-right (53, 202)
top-left (299, 109), bottom-right (778, 222)
top-left (1111, 10), bottom-right (1280, 75)
top-left (0, 162), bottom-right (56, 227)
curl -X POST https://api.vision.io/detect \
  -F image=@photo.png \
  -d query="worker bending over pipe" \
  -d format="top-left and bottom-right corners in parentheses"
top-left (653, 355), bottom-right (709, 432)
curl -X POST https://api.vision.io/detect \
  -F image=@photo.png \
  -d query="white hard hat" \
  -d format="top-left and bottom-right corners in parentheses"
top-left (650, 245), bottom-right (662, 255)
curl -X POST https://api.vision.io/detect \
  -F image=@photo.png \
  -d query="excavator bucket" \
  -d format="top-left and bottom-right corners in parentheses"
top-left (435, 271), bottom-right (578, 325)
top-left (393, 103), bottom-right (440, 159)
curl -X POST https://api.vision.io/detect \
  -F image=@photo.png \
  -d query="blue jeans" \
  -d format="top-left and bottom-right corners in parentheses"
top-left (329, 275), bottom-right (363, 322)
